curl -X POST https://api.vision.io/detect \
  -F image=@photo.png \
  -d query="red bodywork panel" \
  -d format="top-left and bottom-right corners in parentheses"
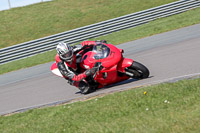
top-left (81, 41), bottom-right (96, 46)
top-left (117, 58), bottom-right (133, 73)
top-left (80, 43), bottom-right (132, 86)
top-left (95, 65), bottom-right (118, 86)
top-left (94, 65), bottom-right (130, 86)
top-left (100, 44), bottom-right (121, 68)
top-left (80, 44), bottom-right (122, 69)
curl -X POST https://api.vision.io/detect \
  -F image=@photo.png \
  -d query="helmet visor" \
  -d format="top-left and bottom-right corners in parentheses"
top-left (61, 50), bottom-right (73, 60)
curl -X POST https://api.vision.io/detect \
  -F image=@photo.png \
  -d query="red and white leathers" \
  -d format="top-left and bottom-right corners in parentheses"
top-left (55, 41), bottom-right (98, 88)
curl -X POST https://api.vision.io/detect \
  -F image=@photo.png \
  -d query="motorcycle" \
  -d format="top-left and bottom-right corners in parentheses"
top-left (51, 42), bottom-right (149, 94)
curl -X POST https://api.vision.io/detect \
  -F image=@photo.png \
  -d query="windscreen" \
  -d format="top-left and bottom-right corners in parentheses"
top-left (93, 44), bottom-right (110, 60)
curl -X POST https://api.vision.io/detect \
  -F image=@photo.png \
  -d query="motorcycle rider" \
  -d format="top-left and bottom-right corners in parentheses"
top-left (55, 40), bottom-right (106, 94)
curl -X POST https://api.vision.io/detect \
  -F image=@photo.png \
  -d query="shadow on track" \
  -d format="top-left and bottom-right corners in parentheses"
top-left (75, 76), bottom-right (153, 94)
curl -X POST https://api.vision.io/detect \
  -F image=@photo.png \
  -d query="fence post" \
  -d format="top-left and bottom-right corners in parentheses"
top-left (8, 0), bottom-right (11, 9)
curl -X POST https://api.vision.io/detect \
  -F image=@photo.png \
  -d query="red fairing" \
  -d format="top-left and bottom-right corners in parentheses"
top-left (51, 62), bottom-right (63, 77)
top-left (95, 65), bottom-right (118, 86)
top-left (117, 58), bottom-right (133, 73)
top-left (80, 44), bottom-right (122, 69)
top-left (80, 51), bottom-right (96, 69)
top-left (99, 44), bottom-right (121, 68)
top-left (81, 41), bottom-right (96, 46)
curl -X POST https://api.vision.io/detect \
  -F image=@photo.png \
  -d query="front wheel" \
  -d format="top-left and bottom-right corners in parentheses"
top-left (78, 80), bottom-right (98, 94)
top-left (126, 61), bottom-right (150, 79)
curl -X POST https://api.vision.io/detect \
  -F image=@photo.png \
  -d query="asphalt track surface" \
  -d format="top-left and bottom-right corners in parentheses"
top-left (0, 24), bottom-right (200, 115)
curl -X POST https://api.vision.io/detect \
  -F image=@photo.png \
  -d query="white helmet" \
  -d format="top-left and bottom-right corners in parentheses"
top-left (56, 42), bottom-right (73, 62)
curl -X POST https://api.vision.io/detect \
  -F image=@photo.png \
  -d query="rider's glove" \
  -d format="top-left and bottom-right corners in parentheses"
top-left (85, 67), bottom-right (98, 77)
top-left (85, 62), bottom-right (102, 77)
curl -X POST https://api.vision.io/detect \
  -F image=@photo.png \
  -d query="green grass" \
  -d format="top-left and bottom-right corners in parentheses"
top-left (0, 0), bottom-right (177, 49)
top-left (0, 78), bottom-right (200, 133)
top-left (1, 7), bottom-right (200, 75)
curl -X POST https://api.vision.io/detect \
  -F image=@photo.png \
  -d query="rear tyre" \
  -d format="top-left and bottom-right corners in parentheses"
top-left (127, 61), bottom-right (149, 79)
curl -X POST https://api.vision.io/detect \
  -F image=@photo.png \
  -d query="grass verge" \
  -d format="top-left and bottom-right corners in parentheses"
top-left (0, 78), bottom-right (200, 132)
top-left (0, 7), bottom-right (200, 75)
top-left (0, 0), bottom-right (177, 48)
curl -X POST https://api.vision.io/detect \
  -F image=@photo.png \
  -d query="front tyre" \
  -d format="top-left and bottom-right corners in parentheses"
top-left (127, 61), bottom-right (150, 79)
top-left (78, 80), bottom-right (98, 94)
top-left (79, 81), bottom-right (91, 94)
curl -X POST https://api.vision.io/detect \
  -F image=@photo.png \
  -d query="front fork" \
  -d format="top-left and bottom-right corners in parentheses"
top-left (124, 68), bottom-right (134, 77)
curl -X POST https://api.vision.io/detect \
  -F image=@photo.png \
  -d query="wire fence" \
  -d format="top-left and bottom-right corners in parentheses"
top-left (0, 0), bottom-right (200, 65)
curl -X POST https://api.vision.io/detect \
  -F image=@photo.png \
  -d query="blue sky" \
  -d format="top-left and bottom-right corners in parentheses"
top-left (0, 0), bottom-right (51, 11)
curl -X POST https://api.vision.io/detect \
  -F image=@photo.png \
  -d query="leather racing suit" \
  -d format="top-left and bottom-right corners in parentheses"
top-left (55, 41), bottom-right (102, 92)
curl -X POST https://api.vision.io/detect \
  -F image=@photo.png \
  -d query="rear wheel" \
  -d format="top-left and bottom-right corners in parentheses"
top-left (126, 61), bottom-right (149, 79)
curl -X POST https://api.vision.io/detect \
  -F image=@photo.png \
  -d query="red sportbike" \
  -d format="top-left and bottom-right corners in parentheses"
top-left (51, 42), bottom-right (149, 94)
